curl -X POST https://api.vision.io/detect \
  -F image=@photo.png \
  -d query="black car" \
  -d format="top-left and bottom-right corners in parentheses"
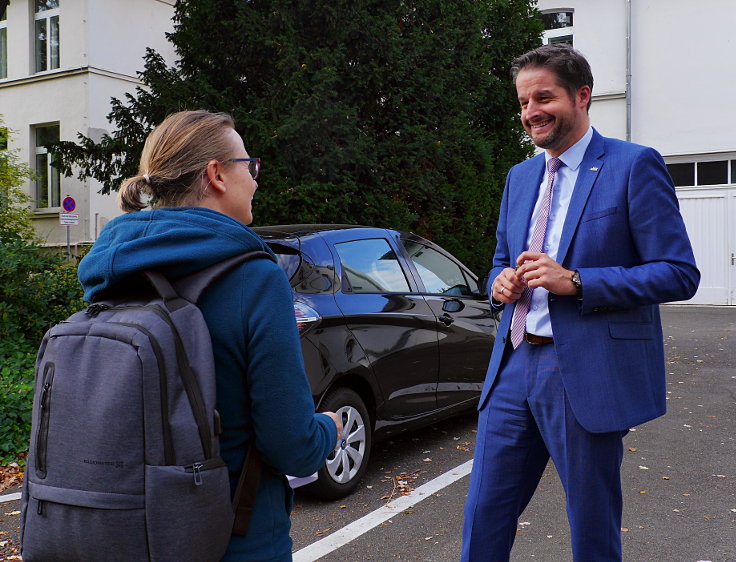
top-left (253, 225), bottom-right (497, 499)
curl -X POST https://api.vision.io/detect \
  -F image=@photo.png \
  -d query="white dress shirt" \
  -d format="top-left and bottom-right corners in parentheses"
top-left (524, 126), bottom-right (593, 337)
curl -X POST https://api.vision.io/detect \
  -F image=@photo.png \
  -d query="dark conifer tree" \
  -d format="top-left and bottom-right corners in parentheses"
top-left (53, 0), bottom-right (542, 272)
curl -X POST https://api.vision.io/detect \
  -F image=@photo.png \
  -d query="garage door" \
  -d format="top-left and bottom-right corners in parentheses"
top-left (677, 188), bottom-right (735, 305)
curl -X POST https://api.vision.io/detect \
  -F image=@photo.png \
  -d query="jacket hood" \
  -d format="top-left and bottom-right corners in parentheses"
top-left (78, 207), bottom-right (273, 302)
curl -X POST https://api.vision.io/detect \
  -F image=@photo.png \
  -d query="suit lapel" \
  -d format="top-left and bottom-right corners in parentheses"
top-left (510, 155), bottom-right (546, 258)
top-left (557, 131), bottom-right (605, 265)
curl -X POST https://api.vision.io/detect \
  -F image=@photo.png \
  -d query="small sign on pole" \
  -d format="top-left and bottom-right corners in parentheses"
top-left (59, 213), bottom-right (79, 226)
top-left (59, 202), bottom-right (79, 260)
top-left (62, 196), bottom-right (76, 213)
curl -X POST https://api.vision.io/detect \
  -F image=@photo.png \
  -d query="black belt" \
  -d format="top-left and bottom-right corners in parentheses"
top-left (524, 332), bottom-right (554, 345)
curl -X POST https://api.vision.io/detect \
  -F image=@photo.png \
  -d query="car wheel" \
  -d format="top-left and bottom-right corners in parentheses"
top-left (304, 387), bottom-right (372, 500)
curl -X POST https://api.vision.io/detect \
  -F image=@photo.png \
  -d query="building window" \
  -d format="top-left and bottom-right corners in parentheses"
top-left (541, 10), bottom-right (573, 46)
top-left (697, 161), bottom-right (728, 186)
top-left (667, 163), bottom-right (695, 187)
top-left (34, 124), bottom-right (60, 208)
top-left (666, 159), bottom-right (734, 187)
top-left (35, 0), bottom-right (60, 73)
top-left (1, 6), bottom-right (7, 79)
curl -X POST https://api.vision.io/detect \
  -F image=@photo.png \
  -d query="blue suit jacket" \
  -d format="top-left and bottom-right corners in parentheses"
top-left (479, 129), bottom-right (700, 433)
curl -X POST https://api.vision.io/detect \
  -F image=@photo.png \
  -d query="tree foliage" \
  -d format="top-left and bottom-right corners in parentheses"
top-left (52, 0), bottom-right (542, 273)
top-left (1, 120), bottom-right (38, 243)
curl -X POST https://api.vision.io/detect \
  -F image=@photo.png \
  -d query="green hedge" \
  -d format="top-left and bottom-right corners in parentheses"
top-left (0, 239), bottom-right (85, 465)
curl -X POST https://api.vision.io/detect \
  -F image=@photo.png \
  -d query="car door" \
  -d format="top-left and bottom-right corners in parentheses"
top-left (326, 229), bottom-right (440, 420)
top-left (399, 236), bottom-right (495, 409)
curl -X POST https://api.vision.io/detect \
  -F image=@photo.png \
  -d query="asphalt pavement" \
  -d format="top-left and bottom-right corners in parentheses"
top-left (1, 305), bottom-right (734, 561)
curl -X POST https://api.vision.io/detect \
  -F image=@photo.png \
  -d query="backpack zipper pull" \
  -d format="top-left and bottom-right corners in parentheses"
top-left (192, 462), bottom-right (203, 486)
top-left (85, 303), bottom-right (111, 317)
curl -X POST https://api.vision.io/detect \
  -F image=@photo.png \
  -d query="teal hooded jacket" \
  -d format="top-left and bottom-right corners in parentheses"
top-left (78, 207), bottom-right (337, 561)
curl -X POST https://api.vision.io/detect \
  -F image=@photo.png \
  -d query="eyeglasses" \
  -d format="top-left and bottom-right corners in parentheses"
top-left (221, 157), bottom-right (260, 180)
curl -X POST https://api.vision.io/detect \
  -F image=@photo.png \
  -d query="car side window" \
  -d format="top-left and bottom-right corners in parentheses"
top-left (402, 241), bottom-right (477, 296)
top-left (334, 238), bottom-right (411, 293)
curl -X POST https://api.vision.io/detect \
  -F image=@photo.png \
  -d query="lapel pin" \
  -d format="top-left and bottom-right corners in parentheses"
top-left (590, 166), bottom-right (599, 171)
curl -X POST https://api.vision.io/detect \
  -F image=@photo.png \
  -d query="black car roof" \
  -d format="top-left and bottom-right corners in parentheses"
top-left (253, 224), bottom-right (372, 238)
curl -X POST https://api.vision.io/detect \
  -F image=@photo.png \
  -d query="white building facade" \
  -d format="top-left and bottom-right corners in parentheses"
top-left (0, 0), bottom-right (175, 247)
top-left (536, 0), bottom-right (736, 305)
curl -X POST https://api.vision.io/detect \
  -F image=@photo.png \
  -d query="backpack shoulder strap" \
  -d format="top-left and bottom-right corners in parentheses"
top-left (174, 250), bottom-right (276, 304)
top-left (231, 440), bottom-right (263, 536)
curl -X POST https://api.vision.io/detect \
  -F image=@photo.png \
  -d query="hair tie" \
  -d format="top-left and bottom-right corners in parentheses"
top-left (143, 174), bottom-right (150, 184)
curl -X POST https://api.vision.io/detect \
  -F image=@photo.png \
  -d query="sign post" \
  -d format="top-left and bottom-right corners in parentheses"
top-left (60, 196), bottom-right (77, 260)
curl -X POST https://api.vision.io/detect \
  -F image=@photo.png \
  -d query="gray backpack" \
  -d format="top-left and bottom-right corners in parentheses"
top-left (21, 251), bottom-right (273, 562)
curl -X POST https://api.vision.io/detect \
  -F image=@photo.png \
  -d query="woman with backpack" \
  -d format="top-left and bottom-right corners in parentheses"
top-left (78, 110), bottom-right (341, 560)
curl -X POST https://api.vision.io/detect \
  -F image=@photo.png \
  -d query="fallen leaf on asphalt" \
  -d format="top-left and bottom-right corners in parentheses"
top-left (683, 493), bottom-right (691, 496)
top-left (628, 447), bottom-right (637, 452)
top-left (638, 466), bottom-right (649, 470)
top-left (4, 511), bottom-right (19, 516)
top-left (339, 505), bottom-right (347, 509)
top-left (366, 485), bottom-right (373, 489)
top-left (662, 476), bottom-right (670, 480)
top-left (639, 490), bottom-right (647, 494)
top-left (424, 536), bottom-right (433, 541)
top-left (315, 527), bottom-right (332, 537)
top-left (730, 509), bottom-right (736, 513)
top-left (423, 458), bottom-right (432, 462)
top-left (622, 528), bottom-right (629, 532)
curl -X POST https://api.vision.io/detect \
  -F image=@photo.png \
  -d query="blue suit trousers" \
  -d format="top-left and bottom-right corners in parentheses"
top-left (461, 341), bottom-right (625, 561)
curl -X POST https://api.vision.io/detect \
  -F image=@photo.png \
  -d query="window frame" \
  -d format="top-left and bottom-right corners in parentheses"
top-left (541, 9), bottom-right (574, 47)
top-left (333, 237), bottom-right (412, 294)
top-left (34, 0), bottom-right (60, 73)
top-left (0, 6), bottom-right (7, 79)
top-left (401, 240), bottom-right (478, 297)
top-left (33, 123), bottom-right (61, 209)
top-left (666, 156), bottom-right (736, 188)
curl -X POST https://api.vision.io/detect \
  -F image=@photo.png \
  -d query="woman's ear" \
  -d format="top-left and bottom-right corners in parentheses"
top-left (204, 159), bottom-right (227, 194)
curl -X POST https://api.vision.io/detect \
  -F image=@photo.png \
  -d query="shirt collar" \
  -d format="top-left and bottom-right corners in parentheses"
top-left (545, 126), bottom-right (594, 172)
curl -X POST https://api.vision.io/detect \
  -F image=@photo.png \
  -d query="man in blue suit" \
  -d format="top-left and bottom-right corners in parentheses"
top-left (461, 45), bottom-right (699, 561)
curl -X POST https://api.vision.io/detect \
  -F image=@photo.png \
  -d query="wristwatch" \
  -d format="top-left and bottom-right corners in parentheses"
top-left (571, 270), bottom-right (583, 298)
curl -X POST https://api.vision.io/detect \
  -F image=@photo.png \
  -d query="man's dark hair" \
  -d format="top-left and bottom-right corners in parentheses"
top-left (511, 44), bottom-right (594, 110)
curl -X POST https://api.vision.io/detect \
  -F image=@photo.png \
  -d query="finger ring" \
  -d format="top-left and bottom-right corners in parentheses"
top-left (501, 287), bottom-right (506, 295)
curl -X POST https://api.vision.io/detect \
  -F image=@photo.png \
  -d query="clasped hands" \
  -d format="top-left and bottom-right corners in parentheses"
top-left (493, 251), bottom-right (577, 304)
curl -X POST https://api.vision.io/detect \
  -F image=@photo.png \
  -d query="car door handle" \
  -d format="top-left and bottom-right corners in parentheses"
top-left (439, 313), bottom-right (455, 326)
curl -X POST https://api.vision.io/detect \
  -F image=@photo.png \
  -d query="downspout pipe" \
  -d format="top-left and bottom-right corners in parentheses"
top-left (626, 0), bottom-right (632, 142)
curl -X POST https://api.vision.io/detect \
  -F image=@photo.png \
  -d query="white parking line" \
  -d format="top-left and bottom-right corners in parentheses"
top-left (0, 492), bottom-right (21, 503)
top-left (293, 459), bottom-right (473, 562)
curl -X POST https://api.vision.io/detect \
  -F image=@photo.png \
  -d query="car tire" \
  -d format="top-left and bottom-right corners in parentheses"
top-left (303, 387), bottom-right (372, 500)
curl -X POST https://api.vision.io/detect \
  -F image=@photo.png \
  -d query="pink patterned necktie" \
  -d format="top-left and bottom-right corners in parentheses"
top-left (510, 157), bottom-right (564, 349)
